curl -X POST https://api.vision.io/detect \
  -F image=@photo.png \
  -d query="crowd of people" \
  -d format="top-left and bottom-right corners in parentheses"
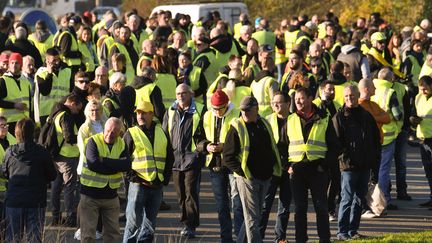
top-left (0, 6), bottom-right (431, 243)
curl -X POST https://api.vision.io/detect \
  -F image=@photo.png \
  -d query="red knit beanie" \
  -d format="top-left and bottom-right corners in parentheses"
top-left (211, 89), bottom-right (229, 106)
top-left (9, 53), bottom-right (22, 66)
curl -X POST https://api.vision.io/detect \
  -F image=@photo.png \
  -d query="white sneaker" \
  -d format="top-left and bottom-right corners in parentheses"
top-left (361, 210), bottom-right (379, 219)
top-left (96, 231), bottom-right (103, 240)
top-left (73, 228), bottom-right (81, 240)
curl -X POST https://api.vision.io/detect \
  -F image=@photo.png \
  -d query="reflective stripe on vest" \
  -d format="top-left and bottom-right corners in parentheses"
top-left (287, 113), bottom-right (328, 162)
top-left (415, 93), bottom-right (432, 139)
top-left (167, 102), bottom-right (203, 152)
top-left (203, 107), bottom-right (239, 167)
top-left (37, 68), bottom-right (71, 117)
top-left (57, 31), bottom-right (81, 66)
top-left (230, 117), bottom-right (281, 178)
top-left (371, 79), bottom-right (398, 145)
top-left (128, 125), bottom-right (167, 182)
top-left (155, 73), bottom-right (177, 108)
top-left (251, 76), bottom-right (276, 118)
top-left (54, 111), bottom-right (79, 157)
top-left (0, 76), bottom-right (30, 123)
top-left (80, 133), bottom-right (124, 189)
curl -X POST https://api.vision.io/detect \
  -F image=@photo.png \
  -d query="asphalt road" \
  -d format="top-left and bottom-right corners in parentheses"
top-left (44, 145), bottom-right (432, 242)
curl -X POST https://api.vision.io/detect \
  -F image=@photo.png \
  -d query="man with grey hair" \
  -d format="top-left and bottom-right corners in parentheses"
top-left (94, 66), bottom-right (109, 94)
top-left (238, 25), bottom-right (253, 52)
top-left (371, 67), bottom-right (403, 210)
top-left (103, 72), bottom-right (126, 118)
top-left (162, 83), bottom-right (205, 238)
top-left (333, 85), bottom-right (381, 240)
top-left (133, 66), bottom-right (165, 122)
top-left (22, 55), bottom-right (35, 96)
top-left (79, 117), bottom-right (131, 242)
top-left (128, 14), bottom-right (149, 54)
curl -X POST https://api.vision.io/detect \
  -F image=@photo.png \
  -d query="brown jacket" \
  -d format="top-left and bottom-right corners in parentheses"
top-left (358, 98), bottom-right (391, 144)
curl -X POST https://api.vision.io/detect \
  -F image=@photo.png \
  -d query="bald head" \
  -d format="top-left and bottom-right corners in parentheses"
top-left (358, 78), bottom-right (375, 98)
top-left (309, 42), bottom-right (322, 57)
top-left (210, 27), bottom-right (223, 39)
top-left (377, 67), bottom-right (394, 81)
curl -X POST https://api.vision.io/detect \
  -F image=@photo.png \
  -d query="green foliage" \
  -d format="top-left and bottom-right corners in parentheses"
top-left (122, 0), bottom-right (429, 30)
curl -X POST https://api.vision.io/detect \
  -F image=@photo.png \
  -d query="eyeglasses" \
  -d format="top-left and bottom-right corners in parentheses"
top-left (0, 124), bottom-right (9, 129)
top-left (212, 106), bottom-right (226, 111)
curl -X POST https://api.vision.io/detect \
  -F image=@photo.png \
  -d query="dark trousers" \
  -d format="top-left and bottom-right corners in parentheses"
top-left (172, 168), bottom-right (200, 229)
top-left (327, 161), bottom-right (341, 213)
top-left (5, 207), bottom-right (45, 243)
top-left (290, 163), bottom-right (330, 243)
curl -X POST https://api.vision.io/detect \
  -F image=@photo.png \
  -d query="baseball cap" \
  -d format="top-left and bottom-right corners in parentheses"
top-left (239, 96), bottom-right (258, 111)
top-left (371, 32), bottom-right (386, 42)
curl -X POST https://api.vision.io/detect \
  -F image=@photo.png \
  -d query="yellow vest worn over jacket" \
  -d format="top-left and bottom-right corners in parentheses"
top-left (135, 83), bottom-right (156, 106)
top-left (251, 76), bottom-right (277, 117)
top-left (230, 117), bottom-right (282, 179)
top-left (419, 62), bottom-right (432, 80)
top-left (193, 51), bottom-right (219, 86)
top-left (136, 54), bottom-right (153, 77)
top-left (287, 113), bottom-right (328, 162)
top-left (80, 133), bottom-right (124, 189)
top-left (407, 55), bottom-right (422, 86)
top-left (415, 93), bottom-right (432, 139)
top-left (78, 41), bottom-right (97, 73)
top-left (371, 79), bottom-right (398, 145)
top-left (0, 76), bottom-right (30, 123)
top-left (203, 106), bottom-right (239, 167)
top-left (54, 111), bottom-right (79, 158)
top-left (206, 73), bottom-right (228, 108)
top-left (109, 42), bottom-right (135, 85)
top-left (284, 29), bottom-right (299, 57)
top-left (28, 33), bottom-right (54, 62)
top-left (155, 73), bottom-right (177, 108)
top-left (57, 30), bottom-right (81, 67)
top-left (129, 125), bottom-right (167, 182)
top-left (36, 68), bottom-right (71, 117)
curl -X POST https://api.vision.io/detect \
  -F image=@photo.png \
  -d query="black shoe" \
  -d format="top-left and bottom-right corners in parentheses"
top-left (419, 200), bottom-right (432, 207)
top-left (397, 193), bottom-right (412, 201)
top-left (386, 203), bottom-right (398, 210)
top-left (159, 200), bottom-right (171, 211)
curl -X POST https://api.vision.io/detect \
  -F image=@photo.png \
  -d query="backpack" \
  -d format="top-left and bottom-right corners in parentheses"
top-left (38, 111), bottom-right (65, 158)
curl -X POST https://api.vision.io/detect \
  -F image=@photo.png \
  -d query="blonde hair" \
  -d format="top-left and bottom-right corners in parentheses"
top-left (84, 99), bottom-right (106, 122)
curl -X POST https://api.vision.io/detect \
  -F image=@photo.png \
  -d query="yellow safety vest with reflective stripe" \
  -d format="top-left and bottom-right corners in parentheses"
top-left (155, 73), bottom-right (177, 108)
top-left (0, 145), bottom-right (6, 191)
top-left (80, 133), bottom-right (124, 189)
top-left (419, 62), bottom-right (432, 80)
top-left (167, 102), bottom-right (203, 152)
top-left (28, 34), bottom-right (54, 62)
top-left (57, 31), bottom-right (81, 66)
top-left (135, 83), bottom-right (156, 106)
top-left (371, 79), bottom-right (398, 145)
top-left (284, 30), bottom-right (299, 57)
top-left (415, 93), bottom-right (432, 139)
top-left (0, 76), bottom-right (30, 123)
top-left (287, 113), bottom-right (328, 162)
top-left (368, 48), bottom-right (405, 78)
top-left (407, 55), bottom-right (422, 86)
top-left (212, 42), bottom-right (239, 73)
top-left (266, 113), bottom-right (280, 143)
top-left (193, 51), bottom-right (219, 86)
top-left (136, 55), bottom-right (153, 76)
top-left (203, 107), bottom-right (239, 167)
top-left (110, 42), bottom-right (135, 85)
top-left (78, 41), bottom-right (96, 73)
top-left (392, 82), bottom-right (407, 132)
top-left (129, 125), bottom-right (167, 182)
top-left (230, 117), bottom-right (281, 178)
top-left (130, 31), bottom-right (149, 54)
top-left (251, 76), bottom-right (277, 117)
top-left (36, 68), bottom-right (71, 117)
top-left (54, 111), bottom-right (79, 158)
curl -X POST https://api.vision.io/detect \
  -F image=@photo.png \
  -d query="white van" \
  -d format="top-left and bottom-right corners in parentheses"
top-left (151, 2), bottom-right (248, 28)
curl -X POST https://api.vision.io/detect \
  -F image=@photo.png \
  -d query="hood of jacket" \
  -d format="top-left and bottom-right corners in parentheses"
top-left (211, 35), bottom-right (234, 53)
top-left (32, 30), bottom-right (51, 43)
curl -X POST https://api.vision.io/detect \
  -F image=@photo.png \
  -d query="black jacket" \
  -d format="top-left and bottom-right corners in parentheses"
top-left (132, 76), bottom-right (166, 122)
top-left (5, 39), bottom-right (43, 68)
top-left (2, 142), bottom-right (57, 208)
top-left (333, 105), bottom-right (381, 171)
top-left (223, 117), bottom-right (278, 180)
top-left (49, 103), bottom-right (79, 147)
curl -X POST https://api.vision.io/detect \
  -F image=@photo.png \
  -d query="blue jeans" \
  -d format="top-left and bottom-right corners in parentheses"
top-left (420, 140), bottom-right (432, 199)
top-left (378, 140), bottom-right (396, 204)
top-left (394, 130), bottom-right (408, 195)
top-left (337, 171), bottom-right (369, 238)
top-left (229, 173), bottom-right (244, 236)
top-left (260, 172), bottom-right (291, 241)
top-left (5, 207), bottom-right (45, 243)
top-left (209, 170), bottom-right (234, 243)
top-left (123, 183), bottom-right (163, 243)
